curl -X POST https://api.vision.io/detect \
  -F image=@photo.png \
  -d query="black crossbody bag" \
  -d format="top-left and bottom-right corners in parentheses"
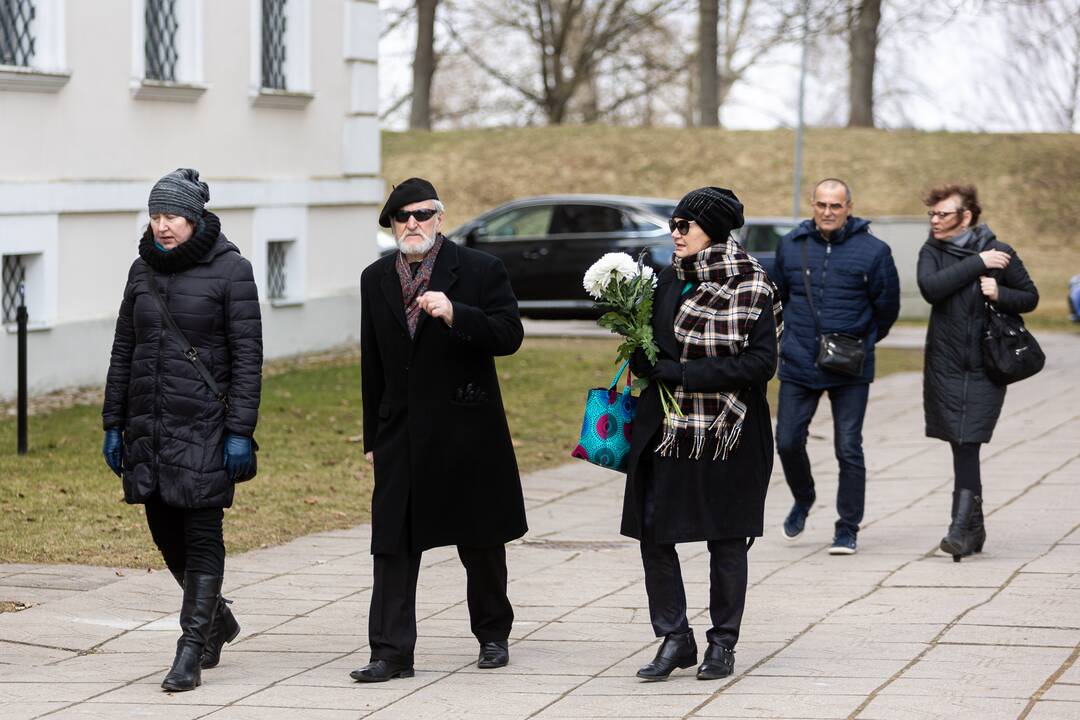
top-left (801, 240), bottom-right (867, 377)
top-left (145, 271), bottom-right (258, 481)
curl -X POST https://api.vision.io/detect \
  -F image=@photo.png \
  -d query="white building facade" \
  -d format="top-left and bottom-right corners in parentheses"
top-left (0, 0), bottom-right (382, 399)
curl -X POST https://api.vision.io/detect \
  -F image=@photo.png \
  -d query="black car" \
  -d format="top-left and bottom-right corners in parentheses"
top-left (442, 194), bottom-right (794, 316)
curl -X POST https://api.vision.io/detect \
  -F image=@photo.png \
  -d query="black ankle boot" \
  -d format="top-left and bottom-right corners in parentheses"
top-left (201, 595), bottom-right (240, 669)
top-left (969, 496), bottom-right (986, 553)
top-left (636, 630), bottom-right (697, 681)
top-left (697, 643), bottom-right (735, 680)
top-left (940, 490), bottom-right (979, 562)
top-left (162, 573), bottom-right (221, 692)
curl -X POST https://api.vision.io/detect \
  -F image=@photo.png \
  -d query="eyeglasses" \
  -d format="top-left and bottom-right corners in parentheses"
top-left (393, 208), bottom-right (439, 223)
top-left (814, 202), bottom-right (847, 212)
top-left (669, 218), bottom-right (695, 235)
top-left (927, 210), bottom-right (963, 219)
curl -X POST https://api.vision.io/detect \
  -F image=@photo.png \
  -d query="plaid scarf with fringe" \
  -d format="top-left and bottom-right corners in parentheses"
top-left (655, 239), bottom-right (784, 461)
top-left (395, 234), bottom-right (444, 337)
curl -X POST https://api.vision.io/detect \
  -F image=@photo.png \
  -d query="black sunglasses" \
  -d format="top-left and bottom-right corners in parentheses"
top-left (668, 218), bottom-right (694, 235)
top-left (393, 208), bottom-right (439, 223)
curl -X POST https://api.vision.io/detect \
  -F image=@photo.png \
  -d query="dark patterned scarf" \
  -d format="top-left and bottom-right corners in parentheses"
top-left (138, 211), bottom-right (221, 274)
top-left (656, 239), bottom-right (784, 461)
top-left (395, 234), bottom-right (444, 337)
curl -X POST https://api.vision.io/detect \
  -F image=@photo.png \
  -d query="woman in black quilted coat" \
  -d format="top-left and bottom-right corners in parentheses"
top-left (918, 184), bottom-right (1037, 562)
top-left (102, 169), bottom-right (262, 692)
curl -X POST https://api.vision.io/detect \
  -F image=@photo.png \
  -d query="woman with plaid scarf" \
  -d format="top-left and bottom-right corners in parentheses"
top-left (625, 187), bottom-right (783, 682)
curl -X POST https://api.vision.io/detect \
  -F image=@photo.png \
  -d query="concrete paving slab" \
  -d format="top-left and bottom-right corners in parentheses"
top-left (1, 329), bottom-right (1079, 719)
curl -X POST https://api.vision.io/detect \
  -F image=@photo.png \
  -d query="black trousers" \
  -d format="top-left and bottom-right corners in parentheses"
top-left (368, 544), bottom-right (513, 665)
top-left (638, 468), bottom-right (748, 650)
top-left (144, 494), bottom-right (225, 577)
top-left (639, 538), bottom-right (748, 650)
top-left (950, 441), bottom-right (982, 495)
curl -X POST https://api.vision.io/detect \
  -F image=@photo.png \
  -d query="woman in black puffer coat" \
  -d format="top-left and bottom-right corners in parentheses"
top-left (102, 169), bottom-right (262, 692)
top-left (918, 184), bottom-right (1037, 562)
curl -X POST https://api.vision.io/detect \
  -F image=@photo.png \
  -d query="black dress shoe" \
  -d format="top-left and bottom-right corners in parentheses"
top-left (477, 640), bottom-right (509, 669)
top-left (350, 659), bottom-right (415, 682)
top-left (696, 644), bottom-right (735, 680)
top-left (636, 629), bottom-right (697, 681)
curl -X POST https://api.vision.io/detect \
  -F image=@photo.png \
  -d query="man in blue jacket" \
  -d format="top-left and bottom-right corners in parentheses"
top-left (773, 178), bottom-right (900, 554)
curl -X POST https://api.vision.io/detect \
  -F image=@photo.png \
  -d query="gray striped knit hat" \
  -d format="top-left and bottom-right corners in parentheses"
top-left (673, 186), bottom-right (744, 243)
top-left (148, 168), bottom-right (210, 222)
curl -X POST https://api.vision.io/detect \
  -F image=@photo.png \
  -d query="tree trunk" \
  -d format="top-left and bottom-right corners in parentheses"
top-left (698, 0), bottom-right (719, 126)
top-left (409, 0), bottom-right (439, 130)
top-left (847, 0), bottom-right (881, 128)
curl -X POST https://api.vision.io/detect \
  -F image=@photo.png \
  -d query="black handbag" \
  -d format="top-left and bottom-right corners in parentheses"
top-left (801, 240), bottom-right (867, 377)
top-left (145, 271), bottom-right (258, 481)
top-left (982, 302), bottom-right (1045, 386)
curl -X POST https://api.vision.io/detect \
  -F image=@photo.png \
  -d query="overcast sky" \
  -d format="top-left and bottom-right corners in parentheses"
top-left (377, 2), bottom-right (1058, 133)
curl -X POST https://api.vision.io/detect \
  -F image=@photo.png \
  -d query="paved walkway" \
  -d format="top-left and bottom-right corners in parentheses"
top-left (1, 332), bottom-right (1078, 720)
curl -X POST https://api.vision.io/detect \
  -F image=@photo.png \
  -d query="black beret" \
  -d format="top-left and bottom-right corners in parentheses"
top-left (673, 187), bottom-right (745, 243)
top-left (379, 177), bottom-right (440, 228)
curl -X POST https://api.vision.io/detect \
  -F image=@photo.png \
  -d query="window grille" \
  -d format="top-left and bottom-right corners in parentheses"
top-left (145, 0), bottom-right (179, 82)
top-left (2, 254), bottom-right (26, 324)
top-left (267, 241), bottom-right (288, 300)
top-left (0, 0), bottom-right (36, 67)
top-left (261, 0), bottom-right (287, 90)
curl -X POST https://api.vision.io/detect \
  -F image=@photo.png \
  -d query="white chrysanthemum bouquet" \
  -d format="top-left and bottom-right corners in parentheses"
top-left (583, 252), bottom-right (682, 417)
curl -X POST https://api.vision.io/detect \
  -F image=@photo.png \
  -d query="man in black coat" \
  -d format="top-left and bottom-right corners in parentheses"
top-left (351, 178), bottom-right (528, 683)
top-left (772, 178), bottom-right (900, 555)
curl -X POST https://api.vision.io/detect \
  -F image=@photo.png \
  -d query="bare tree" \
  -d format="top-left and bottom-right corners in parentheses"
top-left (443, 0), bottom-right (689, 125)
top-left (409, 0), bottom-right (440, 130)
top-left (995, 0), bottom-right (1080, 132)
top-left (847, 0), bottom-right (881, 127)
top-left (699, 0), bottom-right (720, 126)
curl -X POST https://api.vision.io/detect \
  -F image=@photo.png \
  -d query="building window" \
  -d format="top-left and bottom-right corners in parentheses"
top-left (261, 0), bottom-right (286, 90)
top-left (2, 254), bottom-right (27, 323)
top-left (145, 0), bottom-right (179, 82)
top-left (266, 240), bottom-right (292, 300)
top-left (0, 0), bottom-right (36, 68)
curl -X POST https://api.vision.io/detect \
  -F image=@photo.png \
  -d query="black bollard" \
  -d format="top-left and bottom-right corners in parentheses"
top-left (16, 283), bottom-right (27, 455)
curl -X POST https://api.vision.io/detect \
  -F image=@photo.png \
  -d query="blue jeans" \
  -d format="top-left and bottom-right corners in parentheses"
top-left (775, 381), bottom-right (870, 534)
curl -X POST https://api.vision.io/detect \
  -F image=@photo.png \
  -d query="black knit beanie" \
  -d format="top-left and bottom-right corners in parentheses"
top-left (148, 168), bottom-right (210, 223)
top-left (673, 187), bottom-right (745, 243)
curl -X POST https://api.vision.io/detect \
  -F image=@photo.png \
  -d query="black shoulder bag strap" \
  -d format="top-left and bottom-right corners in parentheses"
top-left (144, 270), bottom-right (230, 410)
top-left (801, 238), bottom-right (823, 337)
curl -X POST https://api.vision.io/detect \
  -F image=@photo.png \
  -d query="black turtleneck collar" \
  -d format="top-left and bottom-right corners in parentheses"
top-left (139, 211), bottom-right (222, 274)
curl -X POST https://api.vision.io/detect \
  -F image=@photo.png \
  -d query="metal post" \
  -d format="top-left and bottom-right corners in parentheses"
top-left (792, 0), bottom-right (810, 220)
top-left (16, 283), bottom-right (27, 455)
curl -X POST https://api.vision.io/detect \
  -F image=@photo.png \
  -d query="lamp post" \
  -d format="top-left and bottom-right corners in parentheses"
top-left (16, 282), bottom-right (27, 455)
top-left (792, 0), bottom-right (810, 220)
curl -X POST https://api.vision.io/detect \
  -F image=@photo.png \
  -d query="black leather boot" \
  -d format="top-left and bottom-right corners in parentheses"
top-left (940, 490), bottom-right (978, 562)
top-left (636, 629), bottom-right (697, 681)
top-left (696, 643), bottom-right (735, 680)
top-left (201, 595), bottom-right (241, 669)
top-left (477, 640), bottom-right (509, 669)
top-left (969, 496), bottom-right (986, 554)
top-left (161, 573), bottom-right (221, 692)
top-left (350, 659), bottom-right (415, 682)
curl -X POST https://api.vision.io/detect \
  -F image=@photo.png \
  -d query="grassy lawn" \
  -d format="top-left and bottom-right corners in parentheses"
top-left (0, 339), bottom-right (923, 568)
top-left (385, 127), bottom-right (1080, 325)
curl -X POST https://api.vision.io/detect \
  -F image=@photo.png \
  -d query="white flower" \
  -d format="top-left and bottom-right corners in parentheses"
top-left (640, 265), bottom-right (657, 287)
top-left (583, 252), bottom-right (638, 299)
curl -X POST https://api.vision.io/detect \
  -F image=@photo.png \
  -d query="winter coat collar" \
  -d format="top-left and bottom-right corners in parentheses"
top-left (925, 224), bottom-right (996, 258)
top-left (790, 216), bottom-right (871, 245)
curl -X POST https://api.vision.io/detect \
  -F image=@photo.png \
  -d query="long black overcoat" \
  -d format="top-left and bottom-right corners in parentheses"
top-left (917, 226), bottom-right (1038, 444)
top-left (621, 267), bottom-right (778, 544)
top-left (102, 234), bottom-right (263, 509)
top-left (360, 240), bottom-right (528, 555)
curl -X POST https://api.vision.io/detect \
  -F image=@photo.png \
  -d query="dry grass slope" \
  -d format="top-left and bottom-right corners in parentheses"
top-left (384, 127), bottom-right (1080, 323)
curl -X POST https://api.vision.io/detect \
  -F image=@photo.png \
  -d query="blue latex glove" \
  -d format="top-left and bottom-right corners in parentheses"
top-left (103, 429), bottom-right (123, 477)
top-left (223, 434), bottom-right (253, 482)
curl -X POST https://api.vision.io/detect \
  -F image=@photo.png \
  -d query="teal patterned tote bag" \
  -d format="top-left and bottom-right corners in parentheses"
top-left (571, 361), bottom-right (637, 472)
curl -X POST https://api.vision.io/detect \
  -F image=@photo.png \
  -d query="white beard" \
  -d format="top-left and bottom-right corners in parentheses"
top-left (396, 228), bottom-right (436, 256)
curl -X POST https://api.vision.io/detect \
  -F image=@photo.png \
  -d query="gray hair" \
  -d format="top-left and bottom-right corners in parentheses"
top-left (812, 178), bottom-right (852, 204)
top-left (433, 199), bottom-right (445, 214)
